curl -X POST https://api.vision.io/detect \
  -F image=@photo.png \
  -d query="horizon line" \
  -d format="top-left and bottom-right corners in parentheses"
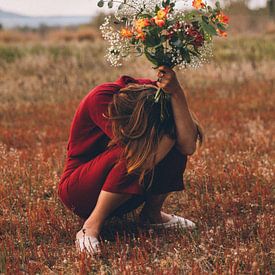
top-left (0, 7), bottom-right (109, 18)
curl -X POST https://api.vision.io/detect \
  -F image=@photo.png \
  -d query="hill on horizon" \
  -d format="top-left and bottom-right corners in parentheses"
top-left (0, 9), bottom-right (93, 29)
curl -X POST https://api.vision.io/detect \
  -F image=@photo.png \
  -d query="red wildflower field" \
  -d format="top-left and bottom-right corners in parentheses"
top-left (0, 21), bottom-right (274, 273)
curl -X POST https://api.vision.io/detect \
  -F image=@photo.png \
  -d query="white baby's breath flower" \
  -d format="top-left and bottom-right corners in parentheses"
top-left (99, 0), bottom-right (215, 69)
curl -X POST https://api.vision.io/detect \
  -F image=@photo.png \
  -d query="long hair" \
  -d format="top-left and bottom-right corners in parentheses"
top-left (106, 83), bottom-right (204, 191)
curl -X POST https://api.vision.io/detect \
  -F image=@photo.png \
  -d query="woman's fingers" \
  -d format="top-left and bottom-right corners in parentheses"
top-left (157, 71), bottom-right (164, 78)
top-left (156, 66), bottom-right (175, 80)
top-left (155, 65), bottom-right (180, 94)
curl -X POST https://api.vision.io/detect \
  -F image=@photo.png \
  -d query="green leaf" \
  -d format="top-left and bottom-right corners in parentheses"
top-left (215, 1), bottom-right (221, 9)
top-left (192, 47), bottom-right (200, 54)
top-left (107, 0), bottom-right (113, 8)
top-left (201, 21), bottom-right (217, 36)
top-left (184, 10), bottom-right (198, 20)
top-left (202, 15), bottom-right (209, 23)
top-left (137, 13), bottom-right (152, 19)
top-left (97, 0), bottom-right (104, 7)
top-left (155, 5), bottom-right (160, 13)
top-left (130, 37), bottom-right (138, 44)
top-left (189, 49), bottom-right (199, 57)
top-left (160, 35), bottom-right (167, 43)
top-left (155, 45), bottom-right (165, 60)
top-left (144, 47), bottom-right (159, 66)
top-left (143, 29), bottom-right (161, 47)
top-left (153, 42), bottom-right (163, 49)
top-left (217, 22), bottom-right (226, 31)
top-left (181, 48), bottom-right (191, 63)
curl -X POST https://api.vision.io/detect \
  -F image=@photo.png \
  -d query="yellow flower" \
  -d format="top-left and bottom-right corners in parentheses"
top-left (156, 6), bottom-right (170, 20)
top-left (152, 6), bottom-right (169, 27)
top-left (135, 18), bottom-right (150, 32)
top-left (192, 0), bottom-right (205, 9)
top-left (136, 31), bottom-right (146, 41)
top-left (120, 28), bottom-right (133, 38)
top-left (157, 10), bottom-right (166, 20)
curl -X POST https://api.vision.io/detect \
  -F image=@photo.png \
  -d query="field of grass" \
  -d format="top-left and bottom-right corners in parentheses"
top-left (0, 27), bottom-right (274, 273)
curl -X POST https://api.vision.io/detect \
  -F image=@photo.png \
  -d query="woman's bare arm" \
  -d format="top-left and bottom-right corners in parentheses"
top-left (156, 66), bottom-right (198, 155)
top-left (144, 134), bottom-right (176, 170)
top-left (154, 134), bottom-right (176, 163)
top-left (170, 86), bottom-right (198, 155)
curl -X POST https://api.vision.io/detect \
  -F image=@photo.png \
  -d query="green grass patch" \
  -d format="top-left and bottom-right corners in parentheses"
top-left (0, 45), bottom-right (24, 63)
top-left (0, 35), bottom-right (274, 64)
top-left (213, 36), bottom-right (275, 62)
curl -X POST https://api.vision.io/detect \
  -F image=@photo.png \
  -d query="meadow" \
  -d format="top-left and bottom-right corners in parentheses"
top-left (0, 16), bottom-right (275, 274)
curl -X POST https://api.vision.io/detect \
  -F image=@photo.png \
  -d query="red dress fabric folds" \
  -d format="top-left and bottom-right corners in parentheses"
top-left (58, 75), bottom-right (188, 219)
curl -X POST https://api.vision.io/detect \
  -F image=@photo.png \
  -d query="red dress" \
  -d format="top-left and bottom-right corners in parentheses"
top-left (58, 75), bottom-right (187, 219)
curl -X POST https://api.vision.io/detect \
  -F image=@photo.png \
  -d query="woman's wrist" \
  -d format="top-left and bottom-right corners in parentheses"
top-left (171, 86), bottom-right (186, 101)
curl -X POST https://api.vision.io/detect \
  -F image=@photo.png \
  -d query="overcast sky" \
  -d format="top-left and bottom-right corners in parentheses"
top-left (0, 0), bottom-right (268, 16)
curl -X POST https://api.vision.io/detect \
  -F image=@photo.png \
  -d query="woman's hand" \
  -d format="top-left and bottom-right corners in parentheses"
top-left (156, 65), bottom-right (182, 95)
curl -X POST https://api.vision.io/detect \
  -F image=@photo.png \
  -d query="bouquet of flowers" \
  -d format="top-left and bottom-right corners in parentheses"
top-left (97, 0), bottom-right (229, 119)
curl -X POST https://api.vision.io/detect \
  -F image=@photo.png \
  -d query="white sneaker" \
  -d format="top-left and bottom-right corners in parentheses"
top-left (75, 229), bottom-right (101, 255)
top-left (140, 214), bottom-right (196, 229)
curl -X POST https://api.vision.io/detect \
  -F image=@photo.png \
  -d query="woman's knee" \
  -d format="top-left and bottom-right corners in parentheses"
top-left (106, 194), bottom-right (146, 219)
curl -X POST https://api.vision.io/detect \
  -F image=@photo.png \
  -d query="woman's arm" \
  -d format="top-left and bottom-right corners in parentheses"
top-left (156, 66), bottom-right (198, 155)
top-left (144, 134), bottom-right (176, 170)
top-left (154, 134), bottom-right (176, 163)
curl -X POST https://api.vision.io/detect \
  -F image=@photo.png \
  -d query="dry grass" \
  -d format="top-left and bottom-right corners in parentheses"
top-left (0, 26), bottom-right (100, 43)
top-left (0, 30), bottom-right (274, 273)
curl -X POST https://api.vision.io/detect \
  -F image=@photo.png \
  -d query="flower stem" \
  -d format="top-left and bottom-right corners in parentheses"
top-left (154, 88), bottom-right (167, 122)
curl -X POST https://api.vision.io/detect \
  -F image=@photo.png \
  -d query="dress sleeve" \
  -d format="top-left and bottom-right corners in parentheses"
top-left (88, 92), bottom-right (114, 139)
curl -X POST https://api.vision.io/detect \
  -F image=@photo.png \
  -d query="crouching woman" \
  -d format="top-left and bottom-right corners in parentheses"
top-left (58, 65), bottom-right (204, 254)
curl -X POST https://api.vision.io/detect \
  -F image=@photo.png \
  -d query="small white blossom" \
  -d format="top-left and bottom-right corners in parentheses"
top-left (99, 0), bottom-right (215, 69)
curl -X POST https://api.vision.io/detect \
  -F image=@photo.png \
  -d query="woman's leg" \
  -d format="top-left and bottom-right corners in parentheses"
top-left (139, 193), bottom-right (173, 223)
top-left (76, 190), bottom-right (133, 239)
top-left (109, 145), bottom-right (188, 223)
top-left (77, 191), bottom-right (173, 239)
top-left (71, 144), bottom-right (187, 240)
top-left (62, 145), bottom-right (145, 220)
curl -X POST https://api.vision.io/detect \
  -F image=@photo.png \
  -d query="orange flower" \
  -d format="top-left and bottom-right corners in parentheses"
top-left (216, 12), bottom-right (229, 24)
top-left (120, 28), bottom-right (133, 38)
top-left (152, 18), bottom-right (166, 27)
top-left (192, 0), bottom-right (206, 9)
top-left (134, 18), bottom-right (151, 32)
top-left (152, 6), bottom-right (169, 27)
top-left (136, 31), bottom-right (146, 41)
top-left (217, 28), bottom-right (227, 37)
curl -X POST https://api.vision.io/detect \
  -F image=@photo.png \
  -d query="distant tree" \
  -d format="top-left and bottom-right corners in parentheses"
top-left (268, 0), bottom-right (275, 17)
top-left (38, 23), bottom-right (49, 38)
top-left (0, 23), bottom-right (3, 30)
